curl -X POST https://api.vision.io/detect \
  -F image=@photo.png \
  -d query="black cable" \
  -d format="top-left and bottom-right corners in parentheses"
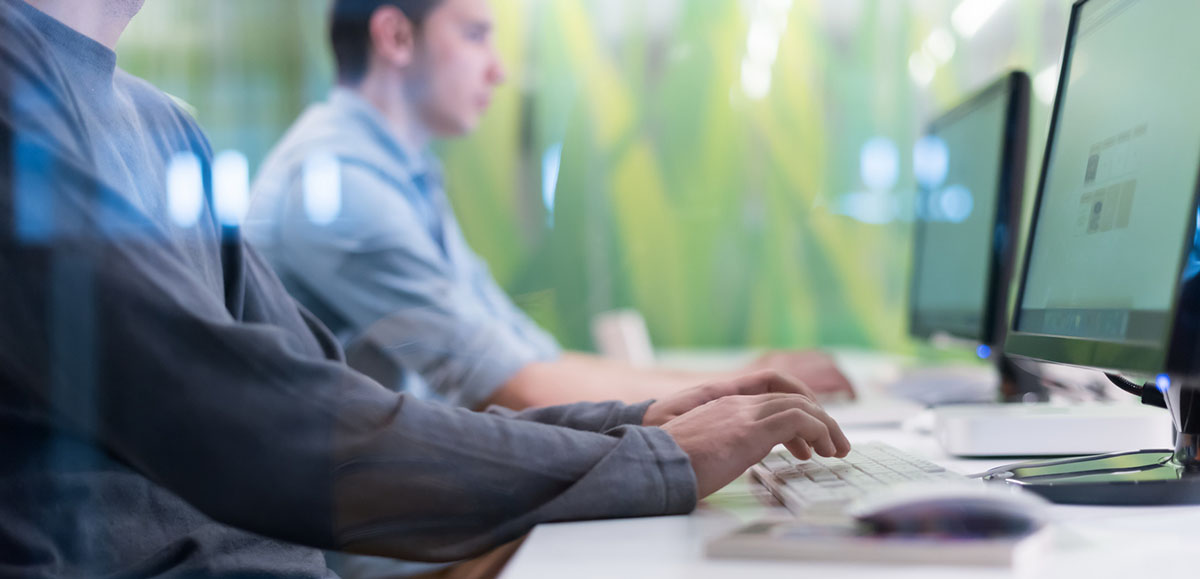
top-left (1105, 373), bottom-right (1168, 410)
top-left (1105, 373), bottom-right (1144, 397)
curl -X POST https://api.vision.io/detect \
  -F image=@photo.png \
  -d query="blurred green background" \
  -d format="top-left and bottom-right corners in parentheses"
top-left (117, 0), bottom-right (1073, 353)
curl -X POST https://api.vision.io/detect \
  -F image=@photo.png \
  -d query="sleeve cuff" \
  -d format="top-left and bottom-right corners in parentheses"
top-left (437, 321), bottom-right (562, 411)
top-left (609, 400), bottom-right (652, 430)
top-left (453, 344), bottom-right (536, 410)
top-left (349, 310), bottom-right (550, 411)
top-left (641, 426), bottom-right (699, 514)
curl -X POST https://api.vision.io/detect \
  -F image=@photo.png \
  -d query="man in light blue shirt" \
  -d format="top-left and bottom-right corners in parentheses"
top-left (248, 86), bottom-right (560, 409)
top-left (247, 0), bottom-right (856, 413)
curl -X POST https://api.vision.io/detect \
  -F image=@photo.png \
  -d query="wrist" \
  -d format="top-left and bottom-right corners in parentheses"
top-left (626, 399), bottom-right (658, 428)
top-left (641, 399), bottom-right (663, 427)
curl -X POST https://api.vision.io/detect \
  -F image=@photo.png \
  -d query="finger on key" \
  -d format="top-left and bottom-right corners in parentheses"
top-left (784, 438), bottom-right (814, 461)
top-left (756, 392), bottom-right (851, 457)
top-left (759, 404), bottom-right (838, 458)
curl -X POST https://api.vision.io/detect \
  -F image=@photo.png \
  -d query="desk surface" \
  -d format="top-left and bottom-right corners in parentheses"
top-left (503, 426), bottom-right (1200, 578)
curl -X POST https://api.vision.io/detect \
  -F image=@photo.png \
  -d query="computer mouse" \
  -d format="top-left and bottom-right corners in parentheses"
top-left (847, 483), bottom-right (1051, 539)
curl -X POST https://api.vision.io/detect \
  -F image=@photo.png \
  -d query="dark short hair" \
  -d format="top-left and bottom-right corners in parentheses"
top-left (329, 0), bottom-right (443, 86)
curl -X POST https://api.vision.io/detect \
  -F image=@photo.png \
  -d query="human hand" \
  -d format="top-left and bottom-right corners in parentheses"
top-left (750, 350), bottom-right (856, 401)
top-left (660, 388), bottom-right (852, 498)
top-left (643, 370), bottom-right (820, 427)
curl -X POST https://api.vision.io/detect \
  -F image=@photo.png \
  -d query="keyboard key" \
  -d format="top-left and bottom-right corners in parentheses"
top-left (752, 442), bottom-right (966, 516)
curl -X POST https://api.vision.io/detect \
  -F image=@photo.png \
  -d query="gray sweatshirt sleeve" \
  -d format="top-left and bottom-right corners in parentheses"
top-left (489, 400), bottom-right (653, 433)
top-left (0, 126), bottom-right (698, 563)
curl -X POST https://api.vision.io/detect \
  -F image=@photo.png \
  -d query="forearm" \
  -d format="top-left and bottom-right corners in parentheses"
top-left (2, 243), bottom-right (699, 562)
top-left (0, 135), bottom-right (699, 563)
top-left (338, 395), bottom-right (696, 561)
top-left (486, 353), bottom-right (734, 410)
top-left (486, 399), bottom-right (654, 432)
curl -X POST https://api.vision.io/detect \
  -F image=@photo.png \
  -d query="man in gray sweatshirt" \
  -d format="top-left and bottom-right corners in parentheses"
top-left (0, 1), bottom-right (850, 577)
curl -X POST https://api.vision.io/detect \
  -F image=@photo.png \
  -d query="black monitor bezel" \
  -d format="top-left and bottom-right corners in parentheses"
top-left (908, 71), bottom-right (1031, 347)
top-left (1005, 0), bottom-right (1200, 376)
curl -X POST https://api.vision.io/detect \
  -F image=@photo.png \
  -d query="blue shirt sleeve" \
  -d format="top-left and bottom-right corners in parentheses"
top-left (271, 163), bottom-right (553, 409)
top-left (465, 250), bottom-right (563, 360)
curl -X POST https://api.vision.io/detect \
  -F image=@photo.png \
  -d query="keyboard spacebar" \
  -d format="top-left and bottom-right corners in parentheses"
top-left (778, 483), bottom-right (864, 514)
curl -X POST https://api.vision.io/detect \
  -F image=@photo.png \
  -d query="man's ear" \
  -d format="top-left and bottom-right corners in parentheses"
top-left (368, 5), bottom-right (417, 69)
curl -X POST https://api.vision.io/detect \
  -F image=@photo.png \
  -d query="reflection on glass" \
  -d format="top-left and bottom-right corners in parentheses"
top-left (541, 143), bottom-right (563, 228)
top-left (913, 135), bottom-right (950, 188)
top-left (860, 137), bottom-right (899, 191)
top-left (167, 152), bottom-right (204, 228)
top-left (939, 185), bottom-right (974, 224)
top-left (15, 135), bottom-right (54, 243)
top-left (739, 0), bottom-right (792, 100)
top-left (303, 152), bottom-right (342, 227)
top-left (837, 192), bottom-right (898, 225)
top-left (214, 150), bottom-right (250, 227)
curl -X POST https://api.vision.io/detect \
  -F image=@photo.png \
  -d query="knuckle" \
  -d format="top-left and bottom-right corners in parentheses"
top-left (813, 421), bottom-right (831, 439)
top-left (759, 369), bottom-right (786, 383)
top-left (784, 408), bottom-right (808, 422)
top-left (792, 411), bottom-right (827, 435)
top-left (733, 421), bottom-right (759, 446)
top-left (714, 396), bottom-right (745, 416)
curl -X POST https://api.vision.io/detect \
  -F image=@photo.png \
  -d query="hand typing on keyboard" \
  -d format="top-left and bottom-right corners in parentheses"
top-left (657, 371), bottom-right (853, 498)
top-left (754, 442), bottom-right (966, 515)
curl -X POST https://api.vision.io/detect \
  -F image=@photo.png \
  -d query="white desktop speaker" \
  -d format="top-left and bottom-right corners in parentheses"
top-left (934, 403), bottom-right (1174, 457)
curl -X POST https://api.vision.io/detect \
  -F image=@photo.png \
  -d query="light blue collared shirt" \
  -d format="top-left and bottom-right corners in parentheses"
top-left (247, 88), bottom-right (560, 410)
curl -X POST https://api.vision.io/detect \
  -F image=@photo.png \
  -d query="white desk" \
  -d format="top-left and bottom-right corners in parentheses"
top-left (503, 425), bottom-right (1200, 578)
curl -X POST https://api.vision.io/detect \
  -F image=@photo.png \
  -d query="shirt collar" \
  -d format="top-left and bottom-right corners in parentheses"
top-left (328, 87), bottom-right (442, 180)
top-left (15, 0), bottom-right (118, 95)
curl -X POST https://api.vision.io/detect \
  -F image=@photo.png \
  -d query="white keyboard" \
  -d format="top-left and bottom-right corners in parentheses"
top-left (751, 442), bottom-right (966, 515)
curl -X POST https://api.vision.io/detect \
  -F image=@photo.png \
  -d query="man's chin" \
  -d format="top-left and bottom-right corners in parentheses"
top-left (118, 0), bottom-right (149, 18)
top-left (437, 120), bottom-right (480, 139)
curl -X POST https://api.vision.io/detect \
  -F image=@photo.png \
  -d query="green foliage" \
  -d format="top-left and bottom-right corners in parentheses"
top-left (118, 0), bottom-right (1067, 355)
top-left (444, 0), bottom-right (917, 351)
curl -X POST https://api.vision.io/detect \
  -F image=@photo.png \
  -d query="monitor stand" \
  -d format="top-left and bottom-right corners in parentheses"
top-left (996, 353), bottom-right (1049, 403)
top-left (980, 377), bottom-right (1200, 505)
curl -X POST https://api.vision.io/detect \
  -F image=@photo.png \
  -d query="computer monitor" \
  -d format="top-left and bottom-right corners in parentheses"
top-left (908, 72), bottom-right (1039, 401)
top-left (992, 0), bottom-right (1200, 504)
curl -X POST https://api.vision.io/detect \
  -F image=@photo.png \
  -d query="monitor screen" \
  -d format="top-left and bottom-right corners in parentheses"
top-left (910, 81), bottom-right (1017, 344)
top-left (1016, 0), bottom-right (1200, 350)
